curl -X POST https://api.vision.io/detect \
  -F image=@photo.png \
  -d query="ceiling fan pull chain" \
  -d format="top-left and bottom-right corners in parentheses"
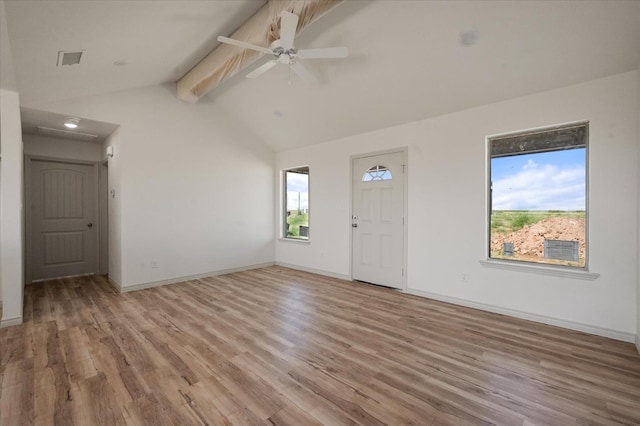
top-left (288, 65), bottom-right (292, 86)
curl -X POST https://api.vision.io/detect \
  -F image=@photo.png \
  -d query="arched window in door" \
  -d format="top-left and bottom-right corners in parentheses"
top-left (363, 165), bottom-right (393, 181)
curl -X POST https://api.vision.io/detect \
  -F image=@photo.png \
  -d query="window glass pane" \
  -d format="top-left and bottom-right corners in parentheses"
top-left (489, 124), bottom-right (587, 268)
top-left (285, 168), bottom-right (309, 239)
top-left (363, 165), bottom-right (393, 181)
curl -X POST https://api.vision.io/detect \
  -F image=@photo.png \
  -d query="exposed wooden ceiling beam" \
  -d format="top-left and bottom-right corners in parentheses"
top-left (176, 0), bottom-right (343, 103)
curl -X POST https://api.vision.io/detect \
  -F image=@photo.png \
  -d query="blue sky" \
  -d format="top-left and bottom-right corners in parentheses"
top-left (491, 148), bottom-right (585, 211)
top-left (286, 172), bottom-right (309, 210)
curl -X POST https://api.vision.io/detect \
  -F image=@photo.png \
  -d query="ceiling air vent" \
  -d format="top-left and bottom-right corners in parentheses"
top-left (37, 126), bottom-right (98, 142)
top-left (57, 50), bottom-right (84, 66)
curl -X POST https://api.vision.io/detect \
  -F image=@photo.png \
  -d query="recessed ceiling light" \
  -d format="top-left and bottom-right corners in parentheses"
top-left (459, 30), bottom-right (479, 47)
top-left (37, 126), bottom-right (98, 141)
top-left (64, 118), bottom-right (79, 129)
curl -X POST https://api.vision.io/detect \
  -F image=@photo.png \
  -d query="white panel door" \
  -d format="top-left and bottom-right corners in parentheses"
top-left (352, 151), bottom-right (405, 289)
top-left (30, 160), bottom-right (97, 281)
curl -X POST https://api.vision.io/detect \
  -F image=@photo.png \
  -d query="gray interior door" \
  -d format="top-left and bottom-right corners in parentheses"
top-left (30, 160), bottom-right (97, 281)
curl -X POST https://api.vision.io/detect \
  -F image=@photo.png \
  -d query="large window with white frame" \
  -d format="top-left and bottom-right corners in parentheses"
top-left (283, 166), bottom-right (309, 240)
top-left (488, 122), bottom-right (588, 268)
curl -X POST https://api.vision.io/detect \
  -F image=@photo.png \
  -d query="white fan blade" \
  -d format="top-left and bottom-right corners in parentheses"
top-left (290, 62), bottom-right (316, 82)
top-left (246, 60), bottom-right (278, 79)
top-left (297, 47), bottom-right (348, 59)
top-left (279, 11), bottom-right (299, 50)
top-left (217, 36), bottom-right (272, 55)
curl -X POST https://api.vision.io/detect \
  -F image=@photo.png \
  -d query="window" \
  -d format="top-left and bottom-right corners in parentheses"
top-left (284, 166), bottom-right (309, 240)
top-left (363, 165), bottom-right (393, 181)
top-left (488, 122), bottom-right (587, 268)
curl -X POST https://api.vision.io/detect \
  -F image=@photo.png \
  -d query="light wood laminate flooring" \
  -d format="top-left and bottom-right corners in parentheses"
top-left (1, 266), bottom-right (639, 425)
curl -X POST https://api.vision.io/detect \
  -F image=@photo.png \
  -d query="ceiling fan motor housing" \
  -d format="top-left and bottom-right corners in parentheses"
top-left (270, 40), bottom-right (298, 63)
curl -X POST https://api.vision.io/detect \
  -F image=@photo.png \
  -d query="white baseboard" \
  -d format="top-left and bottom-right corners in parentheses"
top-left (118, 262), bottom-right (276, 293)
top-left (405, 288), bottom-right (636, 343)
top-left (0, 298), bottom-right (23, 328)
top-left (107, 276), bottom-right (123, 293)
top-left (0, 315), bottom-right (23, 328)
top-left (275, 262), bottom-right (351, 281)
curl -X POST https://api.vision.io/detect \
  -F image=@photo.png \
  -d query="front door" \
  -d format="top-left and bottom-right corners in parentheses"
top-left (29, 160), bottom-right (97, 281)
top-left (352, 151), bottom-right (405, 289)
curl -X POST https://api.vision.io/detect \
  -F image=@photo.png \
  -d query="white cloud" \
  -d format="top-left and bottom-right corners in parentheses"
top-left (286, 173), bottom-right (309, 210)
top-left (492, 162), bottom-right (585, 210)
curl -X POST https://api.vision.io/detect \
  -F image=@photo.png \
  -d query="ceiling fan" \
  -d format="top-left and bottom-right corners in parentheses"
top-left (217, 10), bottom-right (348, 81)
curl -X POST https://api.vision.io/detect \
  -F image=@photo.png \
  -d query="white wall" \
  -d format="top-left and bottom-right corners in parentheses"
top-left (0, 88), bottom-right (24, 327)
top-left (103, 130), bottom-right (122, 285)
top-left (637, 65), bottom-right (640, 353)
top-left (23, 134), bottom-right (103, 162)
top-left (0, 158), bottom-right (2, 305)
top-left (276, 71), bottom-right (639, 341)
top-left (30, 84), bottom-right (275, 290)
top-left (0, 0), bottom-right (22, 326)
top-left (0, 0), bottom-right (16, 92)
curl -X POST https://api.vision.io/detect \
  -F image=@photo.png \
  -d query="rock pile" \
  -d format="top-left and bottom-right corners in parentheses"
top-left (491, 217), bottom-right (585, 259)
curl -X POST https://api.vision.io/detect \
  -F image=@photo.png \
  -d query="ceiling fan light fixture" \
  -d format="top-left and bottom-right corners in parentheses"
top-left (64, 118), bottom-right (80, 129)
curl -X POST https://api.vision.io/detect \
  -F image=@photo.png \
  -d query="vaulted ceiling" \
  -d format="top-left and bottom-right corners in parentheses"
top-left (3, 0), bottom-right (640, 152)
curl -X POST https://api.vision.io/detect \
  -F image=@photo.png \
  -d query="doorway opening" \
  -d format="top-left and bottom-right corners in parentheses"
top-left (21, 108), bottom-right (117, 284)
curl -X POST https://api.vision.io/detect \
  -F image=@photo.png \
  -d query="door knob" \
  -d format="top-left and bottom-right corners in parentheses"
top-left (352, 224), bottom-right (358, 228)
top-left (87, 223), bottom-right (93, 228)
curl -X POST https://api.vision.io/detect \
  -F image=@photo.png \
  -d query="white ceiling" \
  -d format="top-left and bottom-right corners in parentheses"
top-left (21, 107), bottom-right (118, 144)
top-left (4, 0), bottom-right (640, 152)
top-left (4, 0), bottom-right (265, 104)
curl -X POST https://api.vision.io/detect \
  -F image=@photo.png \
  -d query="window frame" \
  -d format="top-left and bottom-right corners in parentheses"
top-left (282, 166), bottom-right (310, 241)
top-left (486, 121), bottom-right (590, 271)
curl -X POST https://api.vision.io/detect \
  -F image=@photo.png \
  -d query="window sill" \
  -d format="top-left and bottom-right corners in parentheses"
top-left (278, 237), bottom-right (311, 245)
top-left (479, 259), bottom-right (599, 280)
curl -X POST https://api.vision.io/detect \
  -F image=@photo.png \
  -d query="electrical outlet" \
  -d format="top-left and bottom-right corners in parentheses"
top-left (150, 260), bottom-right (159, 269)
